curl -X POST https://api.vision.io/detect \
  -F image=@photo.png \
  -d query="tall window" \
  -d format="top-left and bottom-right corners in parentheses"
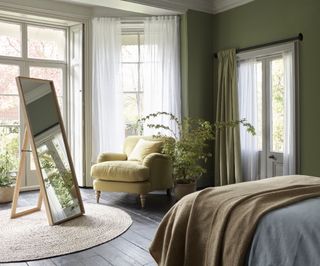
top-left (121, 32), bottom-right (144, 136)
top-left (0, 19), bottom-right (70, 188)
top-left (238, 43), bottom-right (297, 180)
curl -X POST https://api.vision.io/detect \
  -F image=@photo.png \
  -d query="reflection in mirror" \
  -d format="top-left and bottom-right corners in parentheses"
top-left (35, 127), bottom-right (81, 223)
top-left (17, 77), bottom-right (84, 224)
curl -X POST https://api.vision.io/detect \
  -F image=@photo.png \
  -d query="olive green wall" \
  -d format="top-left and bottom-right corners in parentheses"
top-left (182, 10), bottom-right (213, 120)
top-left (181, 10), bottom-right (214, 186)
top-left (213, 0), bottom-right (320, 176)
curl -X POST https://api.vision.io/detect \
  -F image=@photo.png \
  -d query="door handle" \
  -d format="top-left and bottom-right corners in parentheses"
top-left (268, 155), bottom-right (277, 160)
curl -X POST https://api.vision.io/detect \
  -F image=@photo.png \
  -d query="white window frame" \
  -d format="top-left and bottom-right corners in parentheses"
top-left (121, 23), bottom-right (144, 136)
top-left (237, 42), bottom-right (299, 177)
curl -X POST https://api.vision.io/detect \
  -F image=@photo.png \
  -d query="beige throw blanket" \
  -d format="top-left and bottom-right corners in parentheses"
top-left (150, 175), bottom-right (320, 266)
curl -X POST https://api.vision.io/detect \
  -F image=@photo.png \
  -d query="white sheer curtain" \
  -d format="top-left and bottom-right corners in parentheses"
top-left (92, 18), bottom-right (124, 161)
top-left (283, 51), bottom-right (296, 175)
top-left (238, 59), bottom-right (260, 181)
top-left (142, 16), bottom-right (181, 137)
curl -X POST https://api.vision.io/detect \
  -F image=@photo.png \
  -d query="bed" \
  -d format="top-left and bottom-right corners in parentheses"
top-left (149, 175), bottom-right (320, 266)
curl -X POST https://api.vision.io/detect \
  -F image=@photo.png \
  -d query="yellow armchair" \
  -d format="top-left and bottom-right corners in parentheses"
top-left (91, 136), bottom-right (173, 208)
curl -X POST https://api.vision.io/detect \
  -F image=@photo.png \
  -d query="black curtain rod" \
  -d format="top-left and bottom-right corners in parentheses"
top-left (213, 33), bottom-right (303, 58)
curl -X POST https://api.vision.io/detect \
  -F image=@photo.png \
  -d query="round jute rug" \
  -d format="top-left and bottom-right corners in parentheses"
top-left (0, 203), bottom-right (132, 263)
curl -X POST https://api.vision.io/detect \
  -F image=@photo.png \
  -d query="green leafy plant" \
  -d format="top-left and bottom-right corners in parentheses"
top-left (0, 151), bottom-right (16, 187)
top-left (0, 126), bottom-right (19, 187)
top-left (137, 112), bottom-right (255, 184)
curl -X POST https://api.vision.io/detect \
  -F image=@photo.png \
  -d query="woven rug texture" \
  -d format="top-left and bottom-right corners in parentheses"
top-left (0, 203), bottom-right (132, 263)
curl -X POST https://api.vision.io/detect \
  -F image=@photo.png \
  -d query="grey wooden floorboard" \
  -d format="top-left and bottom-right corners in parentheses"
top-left (121, 230), bottom-right (152, 251)
top-left (0, 188), bottom-right (174, 266)
top-left (50, 249), bottom-right (97, 265)
top-left (27, 259), bottom-right (56, 266)
top-left (94, 243), bottom-right (141, 266)
top-left (51, 254), bottom-right (112, 266)
top-left (109, 237), bottom-right (154, 265)
top-left (0, 263), bottom-right (28, 266)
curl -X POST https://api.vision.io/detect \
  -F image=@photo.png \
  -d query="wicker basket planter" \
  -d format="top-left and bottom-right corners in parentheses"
top-left (0, 186), bottom-right (15, 203)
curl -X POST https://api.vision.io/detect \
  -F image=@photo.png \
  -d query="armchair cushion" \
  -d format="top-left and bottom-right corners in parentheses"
top-left (128, 139), bottom-right (163, 161)
top-left (91, 161), bottom-right (149, 182)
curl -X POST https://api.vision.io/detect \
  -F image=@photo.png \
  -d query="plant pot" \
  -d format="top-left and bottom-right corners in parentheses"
top-left (0, 185), bottom-right (15, 203)
top-left (175, 182), bottom-right (197, 201)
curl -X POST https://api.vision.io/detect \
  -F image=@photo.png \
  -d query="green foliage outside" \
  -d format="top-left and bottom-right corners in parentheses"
top-left (39, 152), bottom-right (74, 209)
top-left (137, 112), bottom-right (255, 184)
top-left (0, 151), bottom-right (16, 187)
top-left (271, 59), bottom-right (285, 152)
top-left (0, 126), bottom-right (19, 187)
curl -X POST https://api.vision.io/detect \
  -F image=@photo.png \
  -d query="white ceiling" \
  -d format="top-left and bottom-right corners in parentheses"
top-left (56, 0), bottom-right (255, 15)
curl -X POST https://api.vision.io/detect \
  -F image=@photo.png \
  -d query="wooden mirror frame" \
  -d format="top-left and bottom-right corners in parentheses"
top-left (13, 76), bottom-right (85, 225)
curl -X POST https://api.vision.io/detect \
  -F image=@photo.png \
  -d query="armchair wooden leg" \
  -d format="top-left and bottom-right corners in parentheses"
top-left (166, 188), bottom-right (172, 197)
top-left (96, 190), bottom-right (101, 203)
top-left (140, 194), bottom-right (146, 208)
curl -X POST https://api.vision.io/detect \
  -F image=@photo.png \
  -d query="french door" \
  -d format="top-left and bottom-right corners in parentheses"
top-left (238, 43), bottom-right (297, 180)
top-left (259, 56), bottom-right (285, 178)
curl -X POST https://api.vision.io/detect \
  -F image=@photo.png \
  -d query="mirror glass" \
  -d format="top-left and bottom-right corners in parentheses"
top-left (17, 77), bottom-right (84, 224)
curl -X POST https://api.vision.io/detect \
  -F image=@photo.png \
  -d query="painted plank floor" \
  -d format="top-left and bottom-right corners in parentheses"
top-left (0, 189), bottom-right (175, 266)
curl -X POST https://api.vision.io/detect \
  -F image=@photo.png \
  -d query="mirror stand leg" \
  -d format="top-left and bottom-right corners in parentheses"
top-left (96, 190), bottom-right (101, 203)
top-left (140, 194), bottom-right (146, 208)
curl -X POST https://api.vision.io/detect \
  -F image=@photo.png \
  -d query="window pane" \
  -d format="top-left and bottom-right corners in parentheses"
top-left (30, 151), bottom-right (36, 171)
top-left (0, 126), bottom-right (19, 172)
top-left (139, 34), bottom-right (144, 62)
top-left (121, 34), bottom-right (138, 62)
top-left (0, 21), bottom-right (21, 57)
top-left (256, 62), bottom-right (262, 150)
top-left (29, 67), bottom-right (63, 97)
top-left (0, 96), bottom-right (19, 125)
top-left (124, 93), bottom-right (138, 124)
top-left (271, 58), bottom-right (285, 153)
top-left (0, 64), bottom-right (20, 95)
top-left (122, 63), bottom-right (138, 92)
top-left (28, 26), bottom-right (66, 61)
top-left (123, 93), bottom-right (143, 136)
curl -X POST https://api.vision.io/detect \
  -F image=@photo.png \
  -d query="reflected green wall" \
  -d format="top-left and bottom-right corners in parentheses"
top-left (213, 0), bottom-right (320, 176)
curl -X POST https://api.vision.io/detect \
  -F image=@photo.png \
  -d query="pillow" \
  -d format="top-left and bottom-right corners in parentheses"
top-left (128, 139), bottom-right (163, 161)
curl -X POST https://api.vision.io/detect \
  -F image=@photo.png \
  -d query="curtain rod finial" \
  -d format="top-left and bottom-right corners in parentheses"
top-left (298, 33), bottom-right (303, 41)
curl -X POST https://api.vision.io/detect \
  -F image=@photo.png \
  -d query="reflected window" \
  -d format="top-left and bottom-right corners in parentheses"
top-left (36, 129), bottom-right (78, 211)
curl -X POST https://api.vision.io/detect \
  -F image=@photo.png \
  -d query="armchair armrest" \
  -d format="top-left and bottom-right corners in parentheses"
top-left (97, 153), bottom-right (127, 163)
top-left (143, 153), bottom-right (170, 167)
top-left (143, 153), bottom-right (173, 190)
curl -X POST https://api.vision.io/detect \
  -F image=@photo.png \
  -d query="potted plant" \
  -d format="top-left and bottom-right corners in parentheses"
top-left (0, 151), bottom-right (16, 203)
top-left (137, 112), bottom-right (255, 200)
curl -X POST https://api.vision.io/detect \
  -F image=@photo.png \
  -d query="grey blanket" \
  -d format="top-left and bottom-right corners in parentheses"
top-left (247, 197), bottom-right (320, 266)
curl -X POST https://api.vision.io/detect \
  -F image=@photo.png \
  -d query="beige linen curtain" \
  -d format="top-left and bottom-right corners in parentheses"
top-left (215, 49), bottom-right (242, 186)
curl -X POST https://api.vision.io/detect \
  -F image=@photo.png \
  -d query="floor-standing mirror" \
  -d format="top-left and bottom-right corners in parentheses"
top-left (14, 77), bottom-right (85, 225)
